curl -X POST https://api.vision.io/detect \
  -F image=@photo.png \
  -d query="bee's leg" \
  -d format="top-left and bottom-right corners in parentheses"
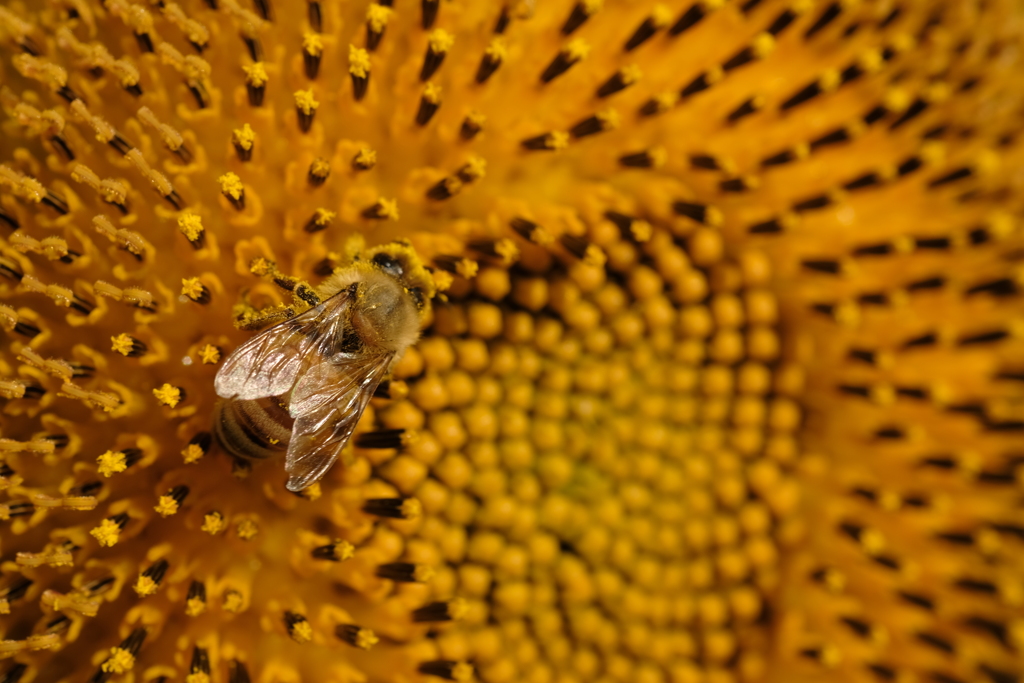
top-left (271, 273), bottom-right (299, 292)
top-left (270, 273), bottom-right (322, 309)
top-left (292, 282), bottom-right (321, 308)
top-left (233, 301), bottom-right (295, 330)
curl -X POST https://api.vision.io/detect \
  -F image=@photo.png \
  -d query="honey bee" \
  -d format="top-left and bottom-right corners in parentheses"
top-left (213, 241), bottom-right (434, 492)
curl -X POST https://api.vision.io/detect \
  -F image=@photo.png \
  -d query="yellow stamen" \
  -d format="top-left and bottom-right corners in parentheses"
top-left (153, 384), bottom-right (183, 408)
top-left (96, 450), bottom-right (127, 477)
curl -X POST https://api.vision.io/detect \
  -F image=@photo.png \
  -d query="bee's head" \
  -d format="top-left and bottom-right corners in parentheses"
top-left (360, 241), bottom-right (436, 320)
top-left (370, 251), bottom-right (404, 279)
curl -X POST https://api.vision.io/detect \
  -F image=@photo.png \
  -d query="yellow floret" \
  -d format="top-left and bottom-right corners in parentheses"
top-left (366, 4), bottom-right (391, 31)
top-left (293, 89), bottom-right (319, 115)
top-left (154, 495), bottom-right (179, 517)
top-left (428, 29), bottom-right (454, 53)
top-left (133, 576), bottom-right (157, 597)
top-left (89, 518), bottom-right (122, 547)
top-left (185, 596), bottom-right (206, 617)
top-left (96, 450), bottom-right (126, 477)
top-left (181, 443), bottom-right (204, 464)
top-left (110, 333), bottom-right (135, 356)
top-left (180, 277), bottom-right (205, 300)
top-left (242, 62), bottom-right (268, 87)
top-left (201, 511), bottom-right (226, 535)
top-left (199, 344), bottom-right (221, 365)
top-left (349, 45), bottom-right (370, 77)
top-left (231, 124), bottom-right (255, 151)
top-left (101, 648), bottom-right (134, 674)
top-left (218, 172), bottom-right (244, 200)
top-left (153, 384), bottom-right (182, 408)
top-left (177, 212), bottom-right (205, 240)
top-left (302, 32), bottom-right (323, 56)
top-left (289, 620), bottom-right (313, 644)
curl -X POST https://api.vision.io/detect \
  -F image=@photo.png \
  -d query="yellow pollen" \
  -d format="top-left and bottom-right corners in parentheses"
top-left (218, 173), bottom-right (244, 201)
top-left (185, 596), bottom-right (206, 617)
top-left (450, 663), bottom-right (474, 682)
top-left (110, 334), bottom-right (135, 356)
top-left (177, 212), bottom-right (205, 241)
top-left (751, 32), bottom-right (775, 58)
top-left (181, 443), bottom-right (204, 464)
top-left (422, 82), bottom-right (442, 104)
top-left (485, 37), bottom-right (507, 61)
top-left (375, 198), bottom-right (400, 220)
top-left (432, 270), bottom-right (453, 291)
top-left (302, 32), bottom-right (323, 56)
top-left (236, 519), bottom-right (258, 540)
top-left (565, 38), bottom-right (591, 61)
top-left (293, 89), bottom-right (319, 115)
top-left (651, 4), bottom-right (673, 26)
top-left (312, 208), bottom-right (336, 228)
top-left (89, 518), bottom-right (122, 547)
top-left (231, 124), bottom-right (255, 152)
top-left (366, 4), bottom-right (392, 31)
top-left (428, 29), bottom-right (454, 53)
top-left (349, 45), bottom-right (370, 77)
top-left (96, 450), bottom-right (127, 477)
top-left (186, 673), bottom-right (211, 683)
top-left (352, 628), bottom-right (378, 650)
top-left (201, 511), bottom-right (226, 535)
top-left (310, 157), bottom-right (330, 177)
top-left (596, 108), bottom-right (620, 130)
top-left (101, 648), bottom-right (135, 674)
top-left (249, 258), bottom-right (273, 276)
top-left (180, 278), bottom-right (205, 301)
top-left (353, 148), bottom-right (375, 168)
top-left (154, 495), bottom-right (179, 517)
top-left (401, 498), bottom-right (423, 519)
top-left (242, 62), bottom-right (268, 87)
top-left (289, 620), bottom-right (314, 643)
top-left (133, 576), bottom-right (157, 597)
top-left (153, 384), bottom-right (183, 408)
top-left (222, 591), bottom-right (244, 613)
top-left (199, 344), bottom-right (222, 365)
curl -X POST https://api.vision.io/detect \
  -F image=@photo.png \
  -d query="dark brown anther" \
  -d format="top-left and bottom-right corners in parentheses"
top-left (42, 189), bottom-right (69, 215)
top-left (412, 599), bottom-right (466, 623)
top-left (362, 497), bottom-right (422, 519)
top-left (308, 158), bottom-right (330, 187)
top-left (422, 0), bottom-right (439, 28)
top-left (418, 661), bottom-right (474, 682)
top-left (460, 113), bottom-right (484, 140)
top-left (354, 429), bottom-right (407, 449)
top-left (521, 131), bottom-right (567, 151)
top-left (420, 31), bottom-right (451, 81)
top-left (416, 86), bottom-right (441, 125)
top-left (308, 1), bottom-right (322, 32)
top-left (135, 32), bottom-right (154, 53)
top-left (188, 82), bottom-right (210, 109)
top-left (540, 42), bottom-right (588, 83)
top-left (246, 82), bottom-right (264, 107)
top-left (229, 660), bottom-right (252, 683)
top-left (426, 177), bottom-right (462, 201)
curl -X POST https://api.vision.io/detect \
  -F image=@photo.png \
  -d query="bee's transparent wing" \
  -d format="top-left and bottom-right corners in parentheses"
top-left (214, 289), bottom-right (354, 401)
top-left (283, 351), bottom-right (393, 492)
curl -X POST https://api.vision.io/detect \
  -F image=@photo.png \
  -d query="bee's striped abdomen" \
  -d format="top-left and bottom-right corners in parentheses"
top-left (214, 396), bottom-right (293, 461)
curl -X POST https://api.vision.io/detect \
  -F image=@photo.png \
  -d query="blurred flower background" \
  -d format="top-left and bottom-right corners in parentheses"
top-left (0, 0), bottom-right (1022, 682)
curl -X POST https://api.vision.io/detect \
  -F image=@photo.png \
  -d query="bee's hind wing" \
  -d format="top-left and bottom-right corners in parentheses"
top-left (283, 351), bottom-right (393, 492)
top-left (214, 290), bottom-right (353, 401)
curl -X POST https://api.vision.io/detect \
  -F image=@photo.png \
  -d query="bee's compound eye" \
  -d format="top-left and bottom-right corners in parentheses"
top-left (371, 253), bottom-right (404, 278)
top-left (408, 287), bottom-right (425, 309)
